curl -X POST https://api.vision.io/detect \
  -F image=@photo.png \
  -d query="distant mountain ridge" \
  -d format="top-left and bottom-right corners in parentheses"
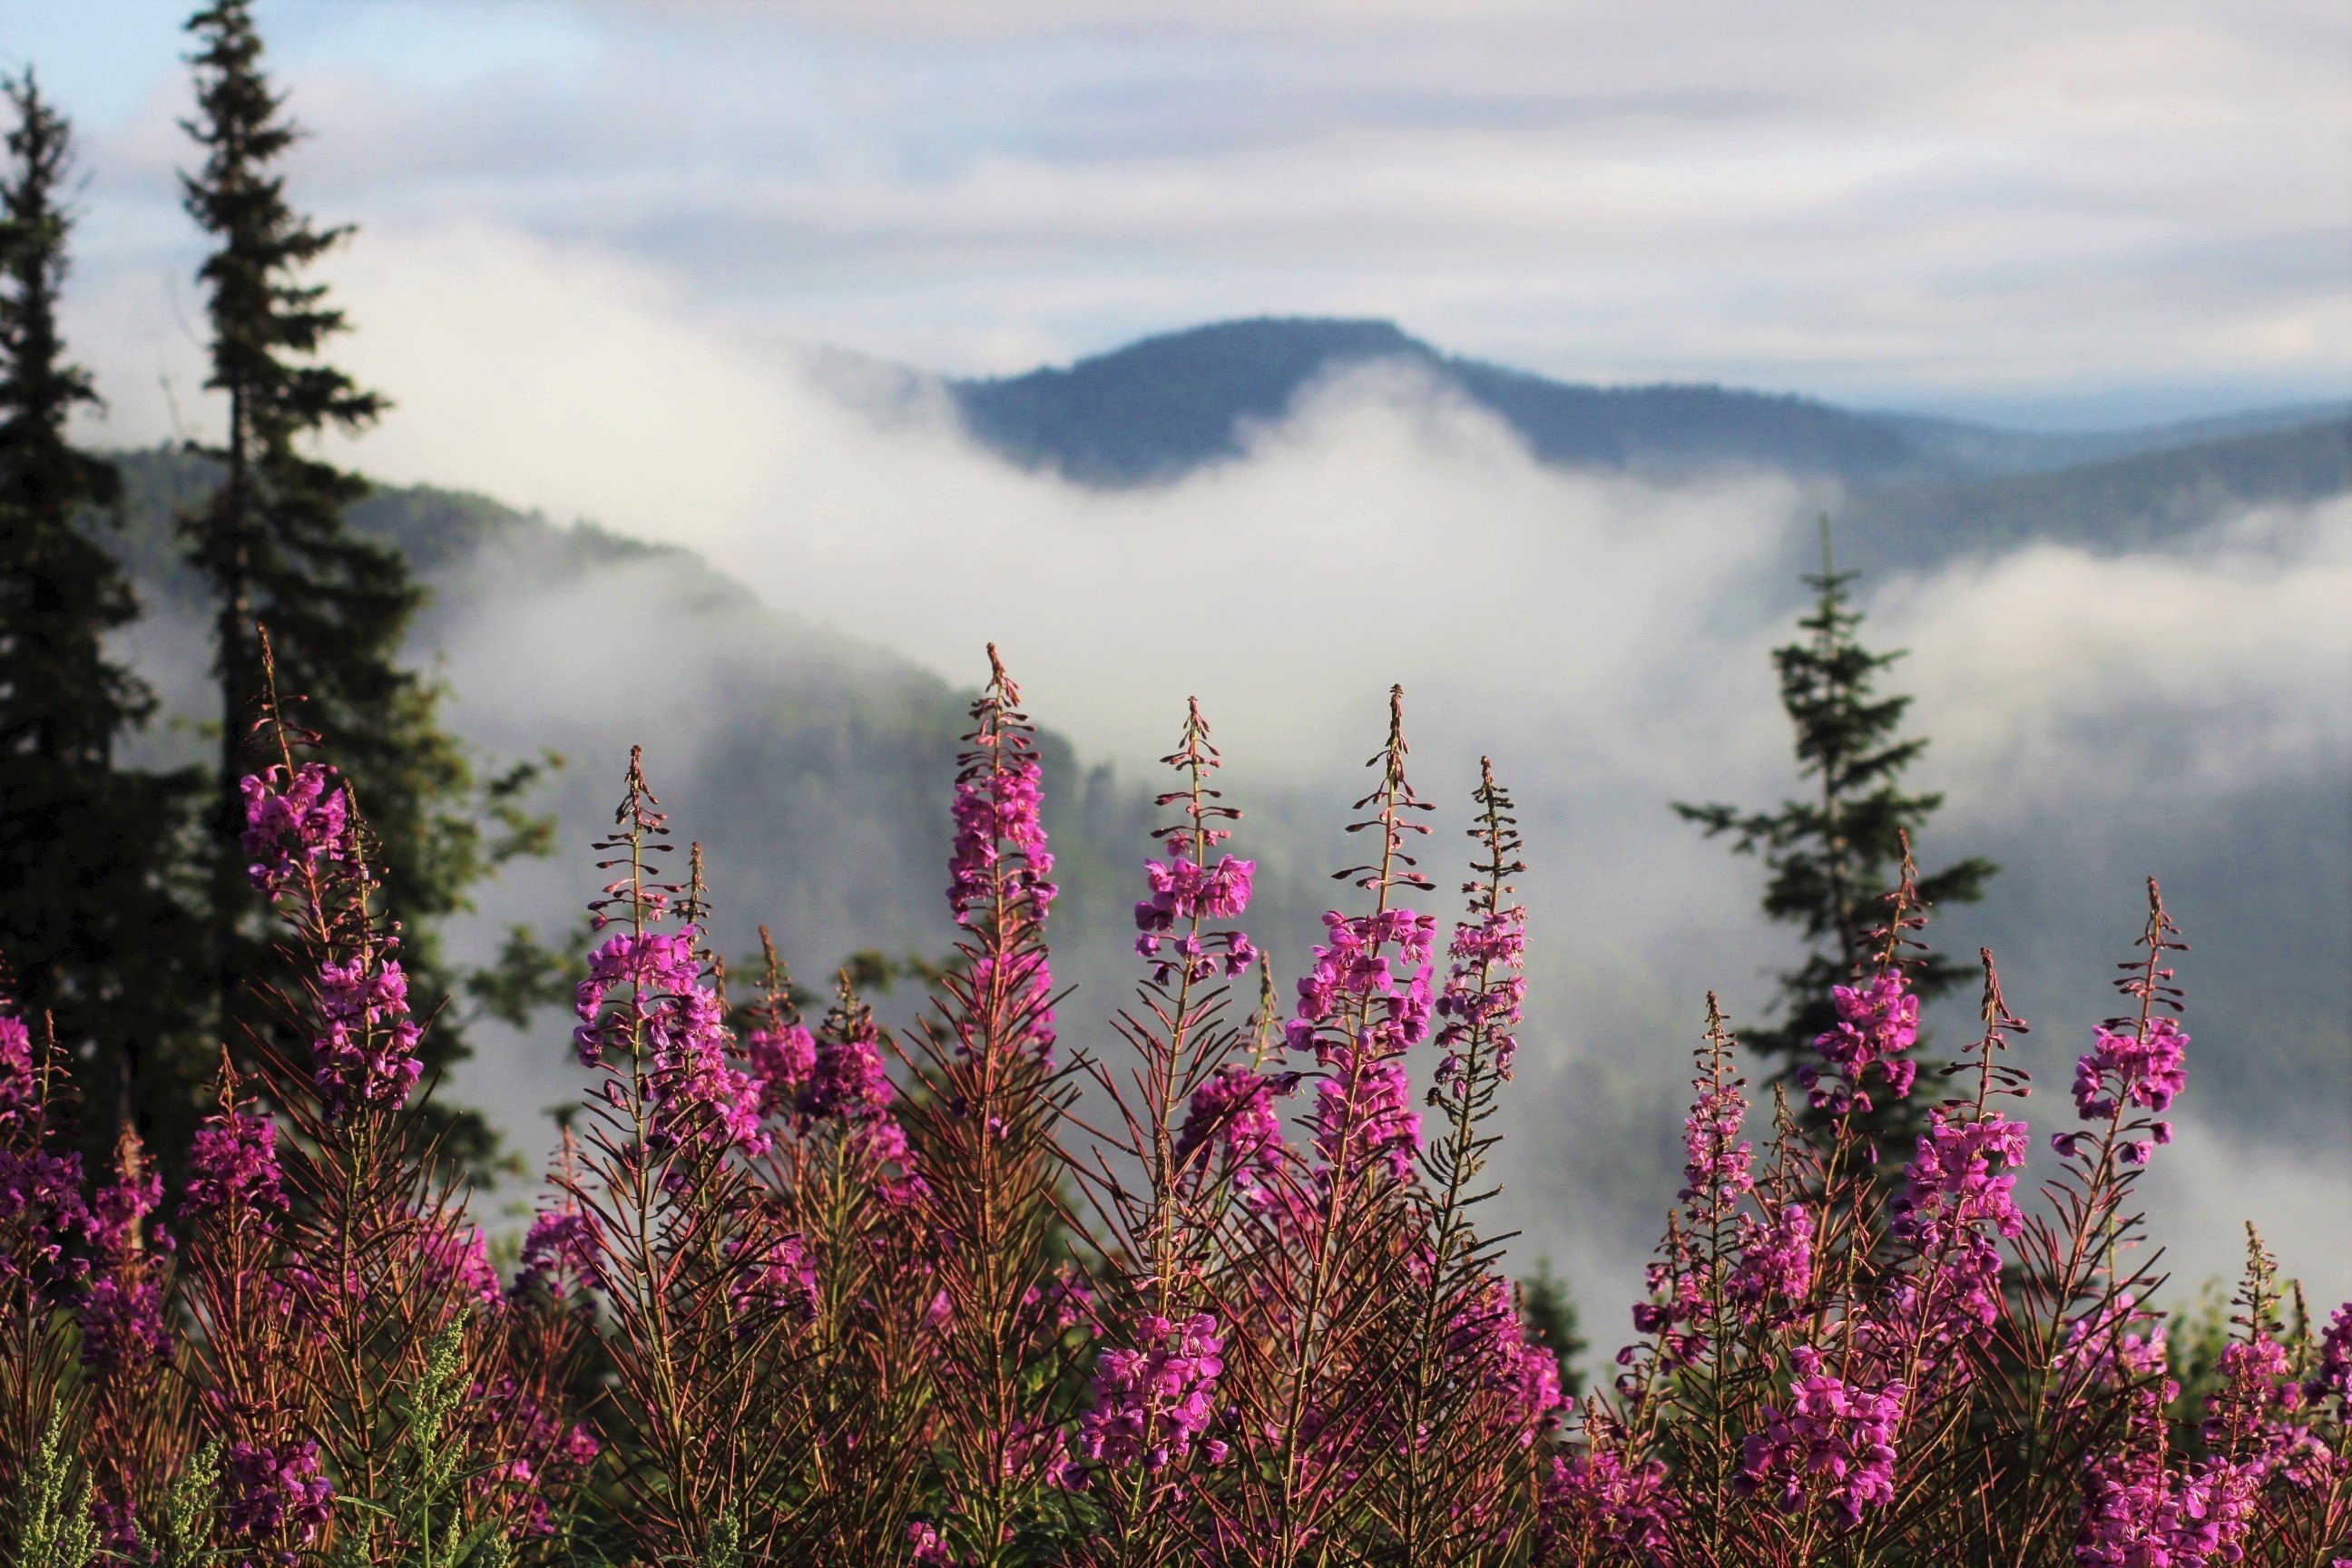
top-left (952, 317), bottom-right (1926, 485)
top-left (948, 316), bottom-right (2350, 563)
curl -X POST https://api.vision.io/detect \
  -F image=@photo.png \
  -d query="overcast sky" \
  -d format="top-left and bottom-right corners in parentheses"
top-left (8, 0), bottom-right (2348, 427)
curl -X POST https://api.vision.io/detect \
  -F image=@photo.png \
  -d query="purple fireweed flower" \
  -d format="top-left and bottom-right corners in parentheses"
top-left (1435, 903), bottom-right (1527, 1085)
top-left (965, 948), bottom-right (1058, 1059)
top-left (948, 750), bottom-right (1055, 925)
top-left (747, 1020), bottom-right (818, 1115)
top-left (1867, 1109), bottom-right (2030, 1373)
top-left (1738, 1347), bottom-right (1905, 1529)
top-left (1800, 966), bottom-right (1920, 1115)
top-left (1174, 1064), bottom-right (1294, 1203)
top-left (222, 1437), bottom-right (336, 1557)
top-left (2308, 1300), bottom-right (2352, 1408)
top-left (1728, 1201), bottom-right (1815, 1309)
top-left (1544, 1436), bottom-right (1679, 1559)
top-left (729, 1231), bottom-right (819, 1324)
top-left (1314, 1054), bottom-right (1420, 1181)
top-left (418, 1222), bottom-right (504, 1308)
top-left (1069, 1311), bottom-right (1229, 1476)
top-left (312, 946), bottom-right (425, 1119)
top-left (575, 923), bottom-right (769, 1156)
top-left (1285, 908), bottom-right (1439, 1056)
top-left (0, 1012), bottom-right (34, 1132)
top-left (2073, 1016), bottom-right (2190, 1123)
top-left (802, 1015), bottom-right (894, 1124)
top-left (2055, 1292), bottom-right (2174, 1404)
top-left (1893, 1111), bottom-right (2029, 1248)
top-left (513, 1205), bottom-right (603, 1303)
top-left (1678, 1076), bottom-right (1754, 1207)
top-left (1132, 854), bottom-right (1259, 985)
top-left (240, 762), bottom-right (349, 897)
top-left (183, 1106), bottom-right (287, 1221)
top-left (1456, 1278), bottom-right (1565, 1438)
top-left (0, 1145), bottom-right (88, 1293)
top-left (1133, 855), bottom-right (1255, 929)
top-left (468, 1377), bottom-right (602, 1539)
top-left (81, 1151), bottom-right (171, 1377)
top-left (2075, 1451), bottom-right (2266, 1568)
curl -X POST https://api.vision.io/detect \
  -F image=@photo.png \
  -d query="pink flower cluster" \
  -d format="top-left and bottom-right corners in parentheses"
top-left (1800, 966), bottom-right (1920, 1114)
top-left (747, 1019), bottom-right (818, 1117)
top-left (1175, 1063), bottom-right (1293, 1202)
top-left (240, 761), bottom-right (349, 897)
top-left (1678, 1075), bottom-right (1754, 1207)
top-left (471, 1379), bottom-right (602, 1539)
top-left (1738, 1347), bottom-right (1905, 1529)
top-left (312, 948), bottom-right (424, 1119)
top-left (80, 1158), bottom-right (171, 1377)
top-left (1134, 855), bottom-right (1254, 929)
top-left (1070, 1312), bottom-right (1230, 1475)
top-left (1286, 907), bottom-right (1438, 1056)
top-left (221, 1436), bottom-right (336, 1554)
top-left (417, 1223), bottom-right (503, 1307)
top-left (0, 1013), bottom-right (35, 1127)
top-left (1727, 1201), bottom-right (1815, 1310)
top-left (1545, 1440), bottom-right (1679, 1557)
top-left (2076, 1450), bottom-right (2266, 1568)
top-left (514, 1205), bottom-right (602, 1302)
top-left (1133, 853), bottom-right (1258, 987)
top-left (948, 750), bottom-right (1055, 926)
top-left (729, 1231), bottom-right (819, 1323)
top-left (2310, 1302), bottom-right (2352, 1409)
top-left (1434, 904), bottom-right (1527, 1084)
top-left (799, 1012), bottom-right (895, 1126)
top-left (574, 924), bottom-right (767, 1156)
top-left (1289, 908), bottom-right (1438, 1182)
top-left (2065, 1016), bottom-right (2188, 1164)
top-left (182, 1105), bottom-right (287, 1220)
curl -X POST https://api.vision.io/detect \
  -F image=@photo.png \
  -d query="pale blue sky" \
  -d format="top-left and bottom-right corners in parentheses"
top-left (9, 0), bottom-right (2349, 426)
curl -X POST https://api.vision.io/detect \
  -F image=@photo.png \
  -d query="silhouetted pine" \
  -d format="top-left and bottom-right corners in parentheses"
top-left (0, 72), bottom-right (207, 1159)
top-left (1675, 519), bottom-right (1994, 1157)
top-left (179, 0), bottom-right (554, 1173)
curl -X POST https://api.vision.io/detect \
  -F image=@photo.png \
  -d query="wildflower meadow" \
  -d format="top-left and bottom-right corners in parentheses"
top-left (0, 642), bottom-right (2343, 1568)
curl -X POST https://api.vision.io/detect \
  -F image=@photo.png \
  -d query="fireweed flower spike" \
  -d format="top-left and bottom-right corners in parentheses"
top-left (1217, 686), bottom-right (1447, 1568)
top-left (1058, 699), bottom-right (1267, 1563)
top-left (1371, 760), bottom-right (1558, 1566)
top-left (898, 648), bottom-right (1086, 1565)
top-left (563, 751), bottom-right (807, 1563)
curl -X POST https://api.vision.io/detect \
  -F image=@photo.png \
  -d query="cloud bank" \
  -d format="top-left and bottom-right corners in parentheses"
top-left (73, 220), bottom-right (2352, 1318)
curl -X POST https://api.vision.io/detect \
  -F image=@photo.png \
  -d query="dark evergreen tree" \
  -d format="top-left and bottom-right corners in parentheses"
top-left (179, 0), bottom-right (554, 1173)
top-left (1675, 520), bottom-right (1995, 1154)
top-left (0, 72), bottom-right (206, 1157)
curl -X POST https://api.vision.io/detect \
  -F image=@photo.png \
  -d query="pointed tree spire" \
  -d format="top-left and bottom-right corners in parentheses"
top-left (1675, 518), bottom-right (1996, 1155)
top-left (0, 69), bottom-right (205, 1162)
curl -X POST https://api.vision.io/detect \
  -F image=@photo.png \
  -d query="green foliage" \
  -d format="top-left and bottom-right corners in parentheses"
top-left (338, 1319), bottom-right (514, 1568)
top-left (1675, 519), bottom-right (1995, 1156)
top-left (155, 1441), bottom-right (223, 1568)
top-left (11, 1412), bottom-right (94, 1568)
top-left (698, 1512), bottom-right (743, 1568)
top-left (0, 70), bottom-right (208, 1161)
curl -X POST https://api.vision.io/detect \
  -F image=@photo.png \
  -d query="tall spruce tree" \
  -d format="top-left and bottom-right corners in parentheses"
top-left (179, 0), bottom-right (548, 1171)
top-left (0, 72), bottom-right (206, 1157)
top-left (1676, 520), bottom-right (1995, 1154)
